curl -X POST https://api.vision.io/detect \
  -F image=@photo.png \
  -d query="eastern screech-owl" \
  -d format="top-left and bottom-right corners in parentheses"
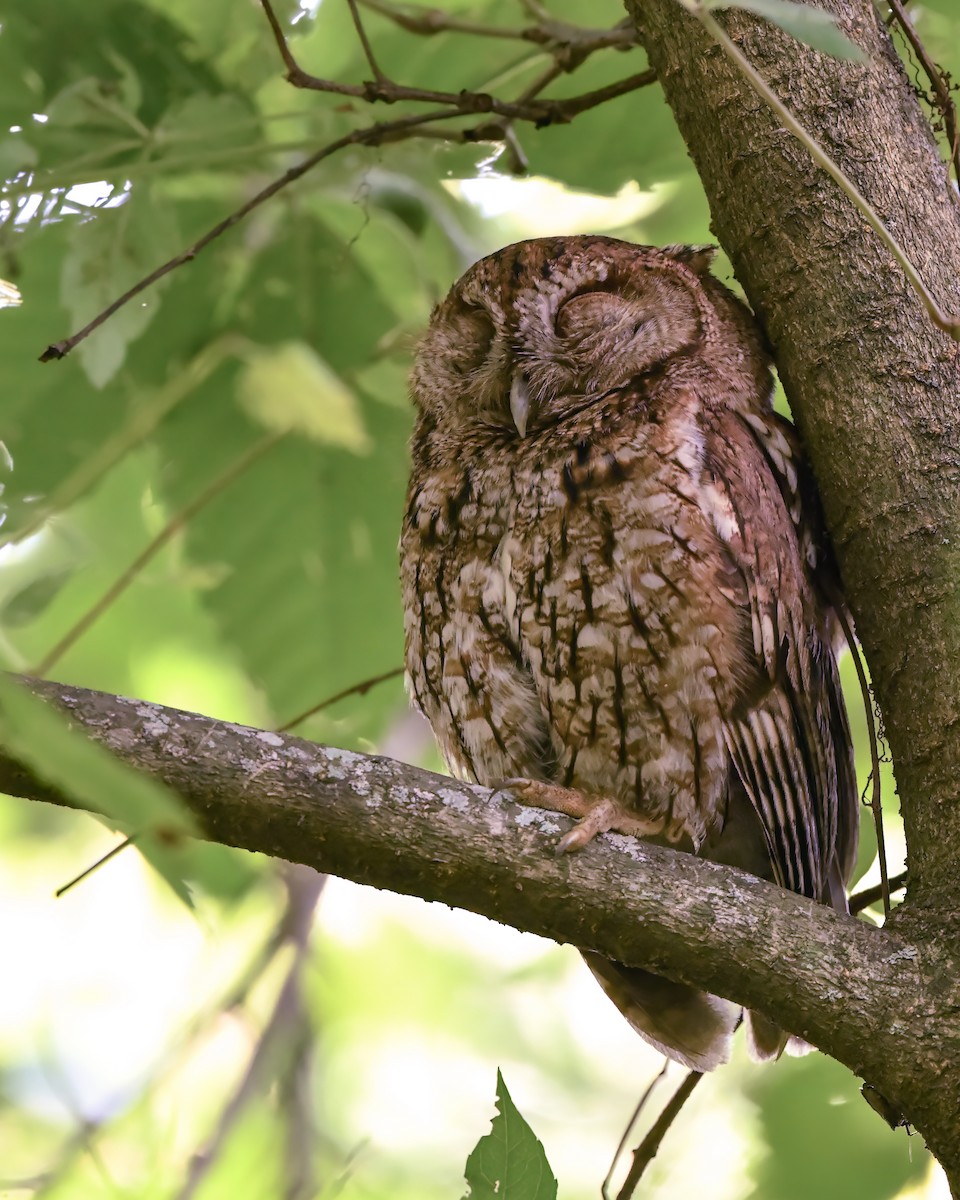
top-left (399, 236), bottom-right (859, 1072)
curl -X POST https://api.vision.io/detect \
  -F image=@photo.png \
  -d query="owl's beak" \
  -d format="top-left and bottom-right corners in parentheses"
top-left (510, 372), bottom-right (531, 438)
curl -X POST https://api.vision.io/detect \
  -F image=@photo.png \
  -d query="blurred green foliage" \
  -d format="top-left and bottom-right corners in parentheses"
top-left (0, 0), bottom-right (956, 1196)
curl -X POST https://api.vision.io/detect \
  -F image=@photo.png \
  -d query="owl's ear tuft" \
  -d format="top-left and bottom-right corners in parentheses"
top-left (665, 244), bottom-right (718, 275)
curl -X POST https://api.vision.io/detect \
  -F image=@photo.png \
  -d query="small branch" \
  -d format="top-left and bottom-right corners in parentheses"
top-left (356, 0), bottom-right (636, 56)
top-left (175, 865), bottom-right (324, 1200)
top-left (38, 108), bottom-right (465, 363)
top-left (346, 0), bottom-right (389, 83)
top-left (17, 888), bottom-right (299, 1195)
top-left (689, 2), bottom-right (960, 341)
top-left (259, 0), bottom-right (650, 129)
top-left (277, 666), bottom-right (404, 732)
top-left (359, 0), bottom-right (535, 41)
top-left (602, 1062), bottom-right (668, 1200)
top-left (555, 70), bottom-right (657, 117)
top-left (887, 0), bottom-right (960, 180)
top-left (850, 870), bottom-right (908, 915)
top-left (829, 592), bottom-right (891, 918)
top-left (55, 834), bottom-right (136, 897)
top-left (259, 0), bottom-right (303, 77)
top-left (39, 0), bottom-right (653, 368)
top-left (615, 1071), bottom-right (703, 1200)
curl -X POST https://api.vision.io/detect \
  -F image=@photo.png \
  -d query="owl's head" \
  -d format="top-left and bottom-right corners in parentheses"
top-left (411, 236), bottom-right (767, 440)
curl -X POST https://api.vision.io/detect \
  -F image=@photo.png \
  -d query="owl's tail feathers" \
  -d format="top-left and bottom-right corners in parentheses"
top-left (581, 952), bottom-right (738, 1073)
top-left (745, 1011), bottom-right (788, 1061)
top-left (745, 1012), bottom-right (813, 1061)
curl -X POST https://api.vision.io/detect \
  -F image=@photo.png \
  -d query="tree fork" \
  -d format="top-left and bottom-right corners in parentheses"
top-left (0, 677), bottom-right (958, 1177)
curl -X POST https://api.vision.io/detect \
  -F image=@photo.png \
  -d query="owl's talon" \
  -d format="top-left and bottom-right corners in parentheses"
top-left (557, 824), bottom-right (593, 855)
top-left (498, 779), bottom-right (660, 853)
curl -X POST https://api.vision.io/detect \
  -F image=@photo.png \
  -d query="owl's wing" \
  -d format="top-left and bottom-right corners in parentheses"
top-left (705, 409), bottom-right (858, 904)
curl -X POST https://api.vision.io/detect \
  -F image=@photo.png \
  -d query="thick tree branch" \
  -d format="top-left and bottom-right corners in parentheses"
top-left (0, 677), bottom-right (956, 1169)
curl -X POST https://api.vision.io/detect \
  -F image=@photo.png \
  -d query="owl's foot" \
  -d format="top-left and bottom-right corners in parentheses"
top-left (501, 779), bottom-right (663, 854)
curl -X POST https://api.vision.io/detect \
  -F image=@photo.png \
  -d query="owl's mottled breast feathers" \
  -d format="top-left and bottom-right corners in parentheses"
top-left (399, 236), bottom-right (858, 1069)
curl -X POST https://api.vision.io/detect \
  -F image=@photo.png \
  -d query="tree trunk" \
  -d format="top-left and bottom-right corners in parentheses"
top-left (630, 0), bottom-right (960, 1176)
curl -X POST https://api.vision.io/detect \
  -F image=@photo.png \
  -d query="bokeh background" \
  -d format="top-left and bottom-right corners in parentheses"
top-left (1, 0), bottom-right (957, 1195)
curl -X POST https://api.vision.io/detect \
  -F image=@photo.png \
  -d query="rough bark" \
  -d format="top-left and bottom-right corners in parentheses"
top-left (625, 0), bottom-right (960, 1182)
top-left (1, 678), bottom-right (959, 1178)
top-left (630, 0), bottom-right (960, 915)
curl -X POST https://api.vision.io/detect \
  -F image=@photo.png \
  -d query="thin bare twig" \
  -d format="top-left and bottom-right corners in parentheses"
top-left (419, 57), bottom-right (649, 170)
top-left (829, 593), bottom-right (891, 918)
top-left (259, 0), bottom-right (303, 77)
top-left (38, 107), bottom-right (465, 363)
top-left (55, 835), bottom-right (137, 897)
top-left (615, 1070), bottom-right (703, 1200)
top-left (602, 1062), bottom-right (669, 1200)
top-left (356, 0), bottom-right (635, 56)
top-left (346, 0), bottom-right (388, 83)
top-left (32, 434), bottom-right (281, 676)
top-left (515, 59), bottom-right (564, 104)
top-left (277, 667), bottom-right (404, 732)
top-left (887, 0), bottom-right (960, 180)
top-left (360, 0), bottom-right (531, 41)
top-left (517, 0), bottom-right (553, 23)
top-left (850, 870), bottom-right (908, 915)
top-left (175, 866), bottom-right (325, 1200)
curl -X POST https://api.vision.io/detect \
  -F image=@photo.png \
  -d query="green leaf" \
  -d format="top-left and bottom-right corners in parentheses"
top-left (0, 566), bottom-right (78, 628)
top-left (0, 134), bottom-right (38, 178)
top-left (745, 1053), bottom-right (927, 1199)
top-left (462, 1071), bottom-right (558, 1200)
top-left (713, 0), bottom-right (867, 61)
top-left (237, 341), bottom-right (371, 453)
top-left (154, 93), bottom-right (260, 158)
top-left (60, 186), bottom-right (180, 388)
top-left (0, 674), bottom-right (194, 837)
top-left (150, 212), bottom-right (409, 736)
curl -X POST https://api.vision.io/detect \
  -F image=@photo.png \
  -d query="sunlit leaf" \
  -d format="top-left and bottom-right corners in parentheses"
top-left (238, 341), bottom-right (371, 453)
top-left (0, 276), bottom-right (23, 309)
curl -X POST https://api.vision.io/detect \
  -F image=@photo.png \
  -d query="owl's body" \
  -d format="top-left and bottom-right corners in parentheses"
top-left (400, 236), bottom-right (858, 1071)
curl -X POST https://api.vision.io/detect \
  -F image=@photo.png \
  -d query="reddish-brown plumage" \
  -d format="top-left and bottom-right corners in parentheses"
top-left (399, 236), bottom-right (858, 1071)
